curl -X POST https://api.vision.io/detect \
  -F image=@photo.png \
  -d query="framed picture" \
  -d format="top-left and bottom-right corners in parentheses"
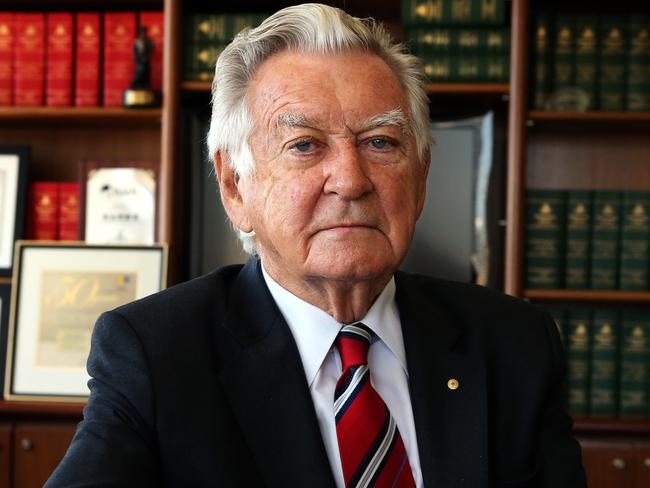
top-left (0, 284), bottom-right (10, 396)
top-left (4, 241), bottom-right (168, 402)
top-left (79, 160), bottom-right (160, 245)
top-left (0, 145), bottom-right (28, 277)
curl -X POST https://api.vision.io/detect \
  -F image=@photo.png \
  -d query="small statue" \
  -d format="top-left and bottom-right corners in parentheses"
top-left (123, 26), bottom-right (159, 108)
top-left (130, 26), bottom-right (154, 90)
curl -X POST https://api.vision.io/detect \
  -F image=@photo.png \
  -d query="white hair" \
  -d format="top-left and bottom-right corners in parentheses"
top-left (207, 3), bottom-right (432, 254)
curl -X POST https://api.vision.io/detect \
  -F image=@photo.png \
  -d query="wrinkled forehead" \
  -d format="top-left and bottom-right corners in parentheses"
top-left (246, 50), bottom-right (411, 134)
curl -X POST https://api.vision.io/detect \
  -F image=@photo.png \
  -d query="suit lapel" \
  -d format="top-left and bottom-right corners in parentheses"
top-left (396, 273), bottom-right (488, 487)
top-left (217, 259), bottom-right (335, 488)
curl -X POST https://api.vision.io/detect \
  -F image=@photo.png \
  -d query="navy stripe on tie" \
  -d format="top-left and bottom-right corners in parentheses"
top-left (335, 366), bottom-right (370, 423)
top-left (346, 405), bottom-right (392, 487)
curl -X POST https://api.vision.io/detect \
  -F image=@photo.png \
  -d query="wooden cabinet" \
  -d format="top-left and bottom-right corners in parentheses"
top-left (13, 423), bottom-right (76, 488)
top-left (0, 423), bottom-right (10, 488)
top-left (580, 439), bottom-right (650, 488)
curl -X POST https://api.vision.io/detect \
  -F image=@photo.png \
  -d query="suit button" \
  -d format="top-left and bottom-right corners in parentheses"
top-left (447, 378), bottom-right (459, 390)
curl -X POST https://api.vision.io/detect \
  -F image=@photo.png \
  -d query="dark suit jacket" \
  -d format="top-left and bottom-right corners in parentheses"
top-left (46, 258), bottom-right (586, 487)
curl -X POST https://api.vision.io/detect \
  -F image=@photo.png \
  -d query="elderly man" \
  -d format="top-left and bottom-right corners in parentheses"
top-left (47, 4), bottom-right (585, 488)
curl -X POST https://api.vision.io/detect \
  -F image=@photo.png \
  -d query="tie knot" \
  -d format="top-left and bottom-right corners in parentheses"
top-left (335, 323), bottom-right (372, 370)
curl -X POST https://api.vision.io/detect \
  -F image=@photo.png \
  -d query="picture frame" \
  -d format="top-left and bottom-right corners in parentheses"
top-left (4, 241), bottom-right (168, 403)
top-left (79, 160), bottom-right (160, 245)
top-left (0, 145), bottom-right (28, 277)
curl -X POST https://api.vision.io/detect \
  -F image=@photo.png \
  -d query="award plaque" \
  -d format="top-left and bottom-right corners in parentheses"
top-left (80, 161), bottom-right (159, 244)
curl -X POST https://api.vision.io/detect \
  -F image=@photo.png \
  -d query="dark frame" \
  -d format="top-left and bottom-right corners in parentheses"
top-left (0, 284), bottom-right (10, 396)
top-left (5, 241), bottom-right (168, 403)
top-left (0, 145), bottom-right (28, 277)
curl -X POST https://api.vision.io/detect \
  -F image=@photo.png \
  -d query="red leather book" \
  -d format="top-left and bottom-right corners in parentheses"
top-left (0, 13), bottom-right (13, 105)
top-left (14, 13), bottom-right (45, 106)
top-left (46, 13), bottom-right (73, 106)
top-left (28, 182), bottom-right (59, 240)
top-left (139, 11), bottom-right (164, 92)
top-left (103, 12), bottom-right (136, 106)
top-left (75, 13), bottom-right (100, 106)
top-left (58, 182), bottom-right (80, 241)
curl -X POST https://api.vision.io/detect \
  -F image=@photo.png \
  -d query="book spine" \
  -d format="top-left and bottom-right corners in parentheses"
top-left (58, 182), bottom-right (80, 241)
top-left (477, 0), bottom-right (504, 25)
top-left (524, 190), bottom-right (566, 289)
top-left (75, 13), bottom-right (100, 107)
top-left (598, 16), bottom-right (627, 111)
top-left (28, 182), bottom-right (59, 240)
top-left (46, 13), bottom-right (73, 107)
top-left (553, 14), bottom-right (576, 91)
top-left (449, 0), bottom-right (473, 25)
top-left (103, 12), bottom-right (136, 107)
top-left (565, 190), bottom-right (592, 289)
top-left (532, 13), bottom-right (552, 109)
top-left (574, 15), bottom-right (598, 110)
top-left (589, 309), bottom-right (620, 417)
top-left (619, 310), bottom-right (650, 417)
top-left (403, 0), bottom-right (446, 24)
top-left (139, 11), bottom-right (164, 92)
top-left (0, 13), bottom-right (13, 105)
top-left (14, 13), bottom-right (45, 107)
top-left (567, 309), bottom-right (591, 417)
top-left (590, 191), bottom-right (622, 290)
top-left (619, 191), bottom-right (650, 290)
top-left (626, 15), bottom-right (650, 111)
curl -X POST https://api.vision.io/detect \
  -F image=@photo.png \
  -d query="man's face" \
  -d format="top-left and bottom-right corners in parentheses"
top-left (230, 50), bottom-right (428, 288)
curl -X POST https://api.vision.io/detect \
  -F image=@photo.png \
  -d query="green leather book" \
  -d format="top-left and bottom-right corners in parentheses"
top-left (185, 43), bottom-right (226, 81)
top-left (187, 14), bottom-right (228, 44)
top-left (475, 0), bottom-right (504, 25)
top-left (574, 15), bottom-right (598, 110)
top-left (567, 309), bottom-right (591, 416)
top-left (626, 15), bottom-right (650, 111)
top-left (565, 191), bottom-right (592, 289)
top-left (619, 192), bottom-right (650, 290)
top-left (598, 16), bottom-right (627, 111)
top-left (402, 0), bottom-right (445, 25)
top-left (589, 309), bottom-right (620, 417)
top-left (401, 0), bottom-right (504, 25)
top-left (524, 190), bottom-right (567, 289)
top-left (553, 14), bottom-right (576, 91)
top-left (619, 310), bottom-right (650, 417)
top-left (590, 191), bottom-right (622, 290)
top-left (532, 13), bottom-right (552, 109)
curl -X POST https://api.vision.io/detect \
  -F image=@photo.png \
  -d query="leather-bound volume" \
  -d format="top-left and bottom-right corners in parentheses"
top-left (58, 182), bottom-right (80, 241)
top-left (103, 12), bottom-right (136, 106)
top-left (139, 11), bottom-right (164, 92)
top-left (28, 182), bottom-right (59, 240)
top-left (0, 13), bottom-right (13, 105)
top-left (75, 13), bottom-right (100, 106)
top-left (46, 13), bottom-right (73, 106)
top-left (14, 13), bottom-right (45, 106)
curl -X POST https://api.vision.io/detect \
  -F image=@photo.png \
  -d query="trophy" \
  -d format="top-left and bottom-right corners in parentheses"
top-left (123, 26), bottom-right (160, 108)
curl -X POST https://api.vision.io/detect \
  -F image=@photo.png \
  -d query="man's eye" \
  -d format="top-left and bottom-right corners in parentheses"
top-left (290, 139), bottom-right (315, 153)
top-left (368, 138), bottom-right (394, 150)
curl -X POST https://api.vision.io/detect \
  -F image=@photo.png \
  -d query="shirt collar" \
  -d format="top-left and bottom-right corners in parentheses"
top-left (261, 265), bottom-right (408, 387)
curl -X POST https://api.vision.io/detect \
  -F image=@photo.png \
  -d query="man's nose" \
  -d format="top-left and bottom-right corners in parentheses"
top-left (323, 141), bottom-right (374, 199)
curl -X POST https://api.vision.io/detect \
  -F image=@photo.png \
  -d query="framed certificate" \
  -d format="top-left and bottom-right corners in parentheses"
top-left (0, 146), bottom-right (28, 276)
top-left (80, 160), bottom-right (159, 245)
top-left (4, 241), bottom-right (168, 402)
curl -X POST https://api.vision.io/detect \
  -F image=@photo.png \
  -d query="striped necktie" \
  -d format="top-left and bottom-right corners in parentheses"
top-left (334, 323), bottom-right (415, 488)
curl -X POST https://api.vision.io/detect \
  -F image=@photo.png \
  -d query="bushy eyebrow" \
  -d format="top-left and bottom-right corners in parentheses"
top-left (272, 108), bottom-right (412, 136)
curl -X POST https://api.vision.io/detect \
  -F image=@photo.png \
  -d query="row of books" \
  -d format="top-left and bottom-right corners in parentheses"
top-left (28, 182), bottom-right (80, 241)
top-left (553, 307), bottom-right (650, 418)
top-left (183, 13), bottom-right (266, 82)
top-left (401, 0), bottom-right (506, 26)
top-left (532, 13), bottom-right (650, 111)
top-left (525, 190), bottom-right (650, 291)
top-left (407, 27), bottom-right (510, 81)
top-left (0, 11), bottom-right (164, 107)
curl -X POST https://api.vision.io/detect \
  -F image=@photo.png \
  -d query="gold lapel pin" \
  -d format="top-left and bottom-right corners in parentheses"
top-left (447, 378), bottom-right (459, 390)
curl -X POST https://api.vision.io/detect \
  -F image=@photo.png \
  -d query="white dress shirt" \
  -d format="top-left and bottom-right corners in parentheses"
top-left (262, 267), bottom-right (423, 488)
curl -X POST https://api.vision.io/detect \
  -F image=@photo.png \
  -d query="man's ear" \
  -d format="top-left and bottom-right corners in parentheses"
top-left (214, 151), bottom-right (253, 233)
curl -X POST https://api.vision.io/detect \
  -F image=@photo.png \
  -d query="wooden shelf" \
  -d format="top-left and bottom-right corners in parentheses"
top-left (574, 418), bottom-right (650, 436)
top-left (180, 80), bottom-right (510, 96)
top-left (528, 110), bottom-right (650, 128)
top-left (0, 400), bottom-right (84, 419)
top-left (0, 107), bottom-right (162, 126)
top-left (523, 289), bottom-right (650, 303)
top-left (0, 277), bottom-right (11, 285)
